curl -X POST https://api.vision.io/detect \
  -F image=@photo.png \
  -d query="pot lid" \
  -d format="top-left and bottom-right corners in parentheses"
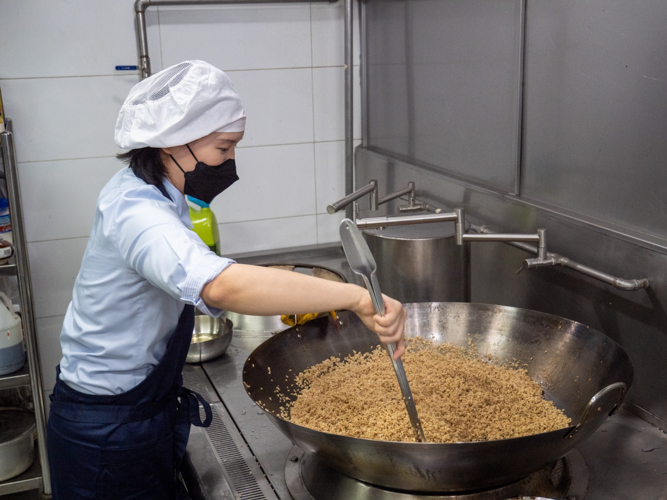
top-left (0, 409), bottom-right (35, 444)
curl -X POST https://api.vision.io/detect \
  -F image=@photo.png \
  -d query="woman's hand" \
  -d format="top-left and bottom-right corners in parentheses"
top-left (352, 290), bottom-right (407, 359)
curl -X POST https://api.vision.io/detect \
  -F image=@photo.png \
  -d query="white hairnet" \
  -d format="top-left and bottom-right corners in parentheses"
top-left (114, 60), bottom-right (246, 149)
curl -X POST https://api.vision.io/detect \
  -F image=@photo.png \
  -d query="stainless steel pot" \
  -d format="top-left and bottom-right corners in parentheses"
top-left (186, 315), bottom-right (233, 364)
top-left (363, 222), bottom-right (466, 303)
top-left (243, 303), bottom-right (633, 492)
top-left (0, 408), bottom-right (35, 481)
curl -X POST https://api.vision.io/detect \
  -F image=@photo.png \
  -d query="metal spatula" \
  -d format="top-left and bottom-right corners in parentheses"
top-left (339, 218), bottom-right (427, 442)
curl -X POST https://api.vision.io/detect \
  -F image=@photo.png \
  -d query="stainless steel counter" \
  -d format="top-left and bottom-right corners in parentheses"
top-left (182, 244), bottom-right (667, 500)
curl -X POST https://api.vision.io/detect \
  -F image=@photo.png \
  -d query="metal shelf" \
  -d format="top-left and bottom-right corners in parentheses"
top-left (0, 448), bottom-right (44, 496)
top-left (0, 264), bottom-right (16, 277)
top-left (1, 125), bottom-right (50, 495)
top-left (0, 364), bottom-right (30, 390)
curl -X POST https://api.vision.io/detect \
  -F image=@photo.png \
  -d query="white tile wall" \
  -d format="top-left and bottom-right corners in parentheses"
top-left (0, 0), bottom-right (139, 79)
top-left (314, 139), bottom-right (361, 214)
top-left (220, 215), bottom-right (317, 255)
top-left (159, 4), bottom-right (313, 71)
top-left (28, 237), bottom-right (88, 319)
top-left (19, 158), bottom-right (122, 242)
top-left (210, 143), bottom-right (316, 223)
top-left (2, 1), bottom-right (361, 394)
top-left (0, 76), bottom-right (137, 163)
top-left (146, 9), bottom-right (165, 74)
top-left (35, 315), bottom-right (66, 391)
top-left (314, 140), bottom-right (346, 214)
top-left (311, 0), bottom-right (361, 67)
top-left (313, 65), bottom-right (363, 142)
top-left (317, 212), bottom-right (345, 244)
top-left (229, 68), bottom-right (314, 147)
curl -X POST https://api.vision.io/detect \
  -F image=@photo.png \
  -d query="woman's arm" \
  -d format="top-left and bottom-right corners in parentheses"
top-left (201, 263), bottom-right (407, 358)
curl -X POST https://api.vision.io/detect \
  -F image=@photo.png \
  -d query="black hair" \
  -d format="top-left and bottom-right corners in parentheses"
top-left (116, 148), bottom-right (166, 186)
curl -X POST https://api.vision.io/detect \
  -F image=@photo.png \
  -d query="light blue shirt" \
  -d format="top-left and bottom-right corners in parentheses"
top-left (59, 168), bottom-right (234, 395)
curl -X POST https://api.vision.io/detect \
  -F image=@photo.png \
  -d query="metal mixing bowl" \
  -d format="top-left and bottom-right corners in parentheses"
top-left (186, 315), bottom-right (233, 364)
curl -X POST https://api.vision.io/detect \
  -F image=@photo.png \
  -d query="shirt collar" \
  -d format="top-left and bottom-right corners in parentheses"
top-left (162, 178), bottom-right (193, 228)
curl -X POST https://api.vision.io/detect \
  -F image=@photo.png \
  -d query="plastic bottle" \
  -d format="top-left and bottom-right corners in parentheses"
top-left (187, 196), bottom-right (221, 256)
top-left (0, 198), bottom-right (12, 245)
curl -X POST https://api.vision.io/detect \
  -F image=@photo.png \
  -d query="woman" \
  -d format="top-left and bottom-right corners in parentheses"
top-left (46, 60), bottom-right (406, 500)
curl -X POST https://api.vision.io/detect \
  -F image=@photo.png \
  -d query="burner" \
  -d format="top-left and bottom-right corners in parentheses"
top-left (285, 446), bottom-right (589, 500)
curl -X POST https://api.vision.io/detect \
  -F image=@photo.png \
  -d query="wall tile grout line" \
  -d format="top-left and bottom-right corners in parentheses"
top-left (35, 314), bottom-right (66, 321)
top-left (26, 214), bottom-right (335, 245)
top-left (0, 65), bottom-right (358, 82)
top-left (309, 2), bottom-right (322, 244)
top-left (16, 140), bottom-right (347, 165)
top-left (27, 235), bottom-right (91, 245)
top-left (215, 212), bottom-right (332, 226)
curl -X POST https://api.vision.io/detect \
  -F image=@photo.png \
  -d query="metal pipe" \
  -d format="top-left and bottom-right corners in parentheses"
top-left (134, 0), bottom-right (337, 79)
top-left (134, 6), bottom-right (151, 78)
top-left (344, 0), bottom-right (354, 219)
top-left (398, 202), bottom-right (441, 214)
top-left (471, 224), bottom-right (650, 291)
top-left (454, 208), bottom-right (465, 245)
top-left (378, 182), bottom-right (415, 206)
top-left (1, 131), bottom-right (51, 494)
top-left (359, 0), bottom-right (369, 148)
top-left (512, 0), bottom-right (527, 196)
top-left (327, 180), bottom-right (377, 214)
top-left (355, 212), bottom-right (458, 230)
top-left (369, 181), bottom-right (378, 211)
top-left (537, 228), bottom-right (547, 260)
top-left (462, 233), bottom-right (540, 243)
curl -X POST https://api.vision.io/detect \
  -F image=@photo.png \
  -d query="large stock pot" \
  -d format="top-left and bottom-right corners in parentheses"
top-left (243, 302), bottom-right (633, 492)
top-left (362, 222), bottom-right (466, 303)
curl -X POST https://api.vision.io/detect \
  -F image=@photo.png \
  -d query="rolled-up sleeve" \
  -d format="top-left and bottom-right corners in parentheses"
top-left (107, 185), bottom-right (234, 316)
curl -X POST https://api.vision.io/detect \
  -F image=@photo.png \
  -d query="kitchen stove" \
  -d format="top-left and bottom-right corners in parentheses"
top-left (284, 446), bottom-right (588, 500)
top-left (181, 246), bottom-right (667, 500)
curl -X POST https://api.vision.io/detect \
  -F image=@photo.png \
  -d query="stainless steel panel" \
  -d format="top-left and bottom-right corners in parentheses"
top-left (356, 146), bottom-right (667, 425)
top-left (522, 0), bottom-right (667, 241)
top-left (366, 0), bottom-right (522, 192)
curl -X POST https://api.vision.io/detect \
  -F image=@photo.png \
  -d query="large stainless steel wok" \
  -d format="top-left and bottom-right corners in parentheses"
top-left (243, 303), bottom-right (633, 492)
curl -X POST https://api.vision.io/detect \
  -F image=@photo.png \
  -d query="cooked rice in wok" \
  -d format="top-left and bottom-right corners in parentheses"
top-left (280, 338), bottom-right (571, 443)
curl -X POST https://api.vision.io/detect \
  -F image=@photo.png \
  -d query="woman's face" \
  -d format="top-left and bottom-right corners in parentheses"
top-left (188, 131), bottom-right (244, 165)
top-left (161, 131), bottom-right (244, 192)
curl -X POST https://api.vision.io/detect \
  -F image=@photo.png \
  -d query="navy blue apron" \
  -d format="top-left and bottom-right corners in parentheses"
top-left (47, 180), bottom-right (212, 500)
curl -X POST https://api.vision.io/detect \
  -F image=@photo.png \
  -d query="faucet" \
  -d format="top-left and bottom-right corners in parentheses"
top-left (354, 207), bottom-right (650, 291)
top-left (327, 181), bottom-right (422, 215)
top-left (355, 208), bottom-right (551, 269)
top-left (327, 180), bottom-right (379, 214)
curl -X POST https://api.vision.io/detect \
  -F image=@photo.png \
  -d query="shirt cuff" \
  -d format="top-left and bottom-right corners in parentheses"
top-left (182, 253), bottom-right (235, 317)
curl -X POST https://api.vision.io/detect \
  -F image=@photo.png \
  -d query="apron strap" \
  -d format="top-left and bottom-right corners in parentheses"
top-left (50, 396), bottom-right (173, 424)
top-left (177, 387), bottom-right (213, 427)
top-left (50, 386), bottom-right (212, 427)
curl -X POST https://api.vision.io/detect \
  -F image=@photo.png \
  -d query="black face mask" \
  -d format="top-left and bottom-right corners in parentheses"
top-left (170, 144), bottom-right (239, 205)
